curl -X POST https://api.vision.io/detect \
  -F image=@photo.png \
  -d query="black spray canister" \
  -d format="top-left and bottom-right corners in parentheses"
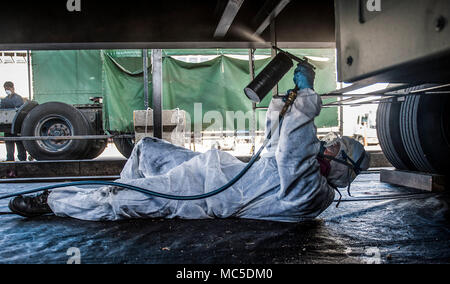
top-left (244, 52), bottom-right (293, 103)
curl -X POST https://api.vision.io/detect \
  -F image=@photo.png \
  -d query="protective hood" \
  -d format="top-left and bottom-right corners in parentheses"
top-left (325, 136), bottom-right (371, 188)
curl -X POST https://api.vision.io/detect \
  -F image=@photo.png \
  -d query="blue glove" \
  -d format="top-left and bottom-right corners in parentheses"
top-left (285, 89), bottom-right (294, 95)
top-left (293, 64), bottom-right (315, 90)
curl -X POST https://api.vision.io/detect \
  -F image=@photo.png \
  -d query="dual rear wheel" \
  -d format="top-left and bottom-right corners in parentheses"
top-left (21, 102), bottom-right (107, 161)
top-left (377, 92), bottom-right (450, 175)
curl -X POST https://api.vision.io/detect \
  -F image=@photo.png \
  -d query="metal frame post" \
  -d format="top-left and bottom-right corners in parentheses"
top-left (152, 49), bottom-right (163, 139)
top-left (248, 48), bottom-right (257, 154)
top-left (339, 97), bottom-right (344, 136)
top-left (27, 50), bottom-right (32, 101)
top-left (270, 19), bottom-right (278, 96)
top-left (143, 49), bottom-right (149, 109)
top-left (338, 82), bottom-right (345, 136)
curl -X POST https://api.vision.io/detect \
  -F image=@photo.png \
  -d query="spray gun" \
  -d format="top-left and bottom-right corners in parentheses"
top-left (244, 47), bottom-right (316, 115)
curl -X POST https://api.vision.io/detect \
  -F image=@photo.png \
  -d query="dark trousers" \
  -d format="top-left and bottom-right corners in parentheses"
top-left (4, 133), bottom-right (27, 161)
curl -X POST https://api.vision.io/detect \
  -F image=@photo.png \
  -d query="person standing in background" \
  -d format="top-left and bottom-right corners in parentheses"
top-left (1, 81), bottom-right (27, 161)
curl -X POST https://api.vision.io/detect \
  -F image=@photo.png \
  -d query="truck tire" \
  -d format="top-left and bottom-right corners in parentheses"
top-left (21, 102), bottom-right (90, 161)
top-left (377, 100), bottom-right (416, 171)
top-left (82, 137), bottom-right (107, 160)
top-left (78, 114), bottom-right (107, 160)
top-left (399, 93), bottom-right (450, 174)
top-left (113, 138), bottom-right (135, 159)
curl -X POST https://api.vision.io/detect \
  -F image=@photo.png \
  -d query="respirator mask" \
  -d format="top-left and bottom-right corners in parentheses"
top-left (318, 133), bottom-right (370, 194)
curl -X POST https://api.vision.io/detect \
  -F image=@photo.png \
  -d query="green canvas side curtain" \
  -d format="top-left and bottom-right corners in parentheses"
top-left (32, 50), bottom-right (103, 104)
top-left (163, 55), bottom-right (267, 132)
top-left (32, 49), bottom-right (338, 133)
top-left (102, 51), bottom-right (151, 132)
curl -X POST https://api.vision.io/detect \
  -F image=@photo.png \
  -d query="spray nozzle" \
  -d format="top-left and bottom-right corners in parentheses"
top-left (272, 46), bottom-right (316, 71)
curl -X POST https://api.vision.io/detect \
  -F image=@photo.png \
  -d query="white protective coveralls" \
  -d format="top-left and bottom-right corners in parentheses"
top-left (47, 89), bottom-right (336, 222)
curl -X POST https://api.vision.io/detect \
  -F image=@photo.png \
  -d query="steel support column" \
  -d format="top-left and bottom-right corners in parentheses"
top-left (27, 50), bottom-right (32, 101)
top-left (271, 20), bottom-right (278, 96)
top-left (143, 49), bottom-right (149, 109)
top-left (152, 49), bottom-right (163, 139)
top-left (248, 48), bottom-right (257, 154)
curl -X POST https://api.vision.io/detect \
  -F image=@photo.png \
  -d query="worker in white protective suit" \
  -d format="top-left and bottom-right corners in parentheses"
top-left (8, 65), bottom-right (370, 222)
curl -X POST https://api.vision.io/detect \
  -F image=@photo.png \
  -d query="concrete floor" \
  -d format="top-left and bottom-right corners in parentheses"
top-left (0, 173), bottom-right (448, 264)
top-left (0, 142), bottom-right (124, 161)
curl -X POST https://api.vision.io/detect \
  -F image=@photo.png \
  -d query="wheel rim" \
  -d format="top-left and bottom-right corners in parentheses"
top-left (34, 115), bottom-right (74, 153)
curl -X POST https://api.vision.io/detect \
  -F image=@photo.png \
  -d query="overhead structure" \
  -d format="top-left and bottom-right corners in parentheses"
top-left (0, 0), bottom-right (335, 50)
top-left (214, 0), bottom-right (245, 38)
top-left (335, 0), bottom-right (450, 84)
top-left (254, 0), bottom-right (291, 35)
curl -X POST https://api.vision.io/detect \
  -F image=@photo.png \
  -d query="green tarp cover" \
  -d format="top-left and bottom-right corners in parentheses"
top-left (103, 49), bottom-right (337, 132)
top-left (102, 51), bottom-right (151, 132)
top-left (32, 50), bottom-right (103, 104)
top-left (33, 49), bottom-right (337, 133)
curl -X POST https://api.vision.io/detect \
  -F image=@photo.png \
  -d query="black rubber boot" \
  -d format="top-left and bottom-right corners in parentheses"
top-left (8, 191), bottom-right (53, 218)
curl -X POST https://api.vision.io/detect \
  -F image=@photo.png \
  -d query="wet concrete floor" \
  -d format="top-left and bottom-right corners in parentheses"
top-left (0, 173), bottom-right (448, 264)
